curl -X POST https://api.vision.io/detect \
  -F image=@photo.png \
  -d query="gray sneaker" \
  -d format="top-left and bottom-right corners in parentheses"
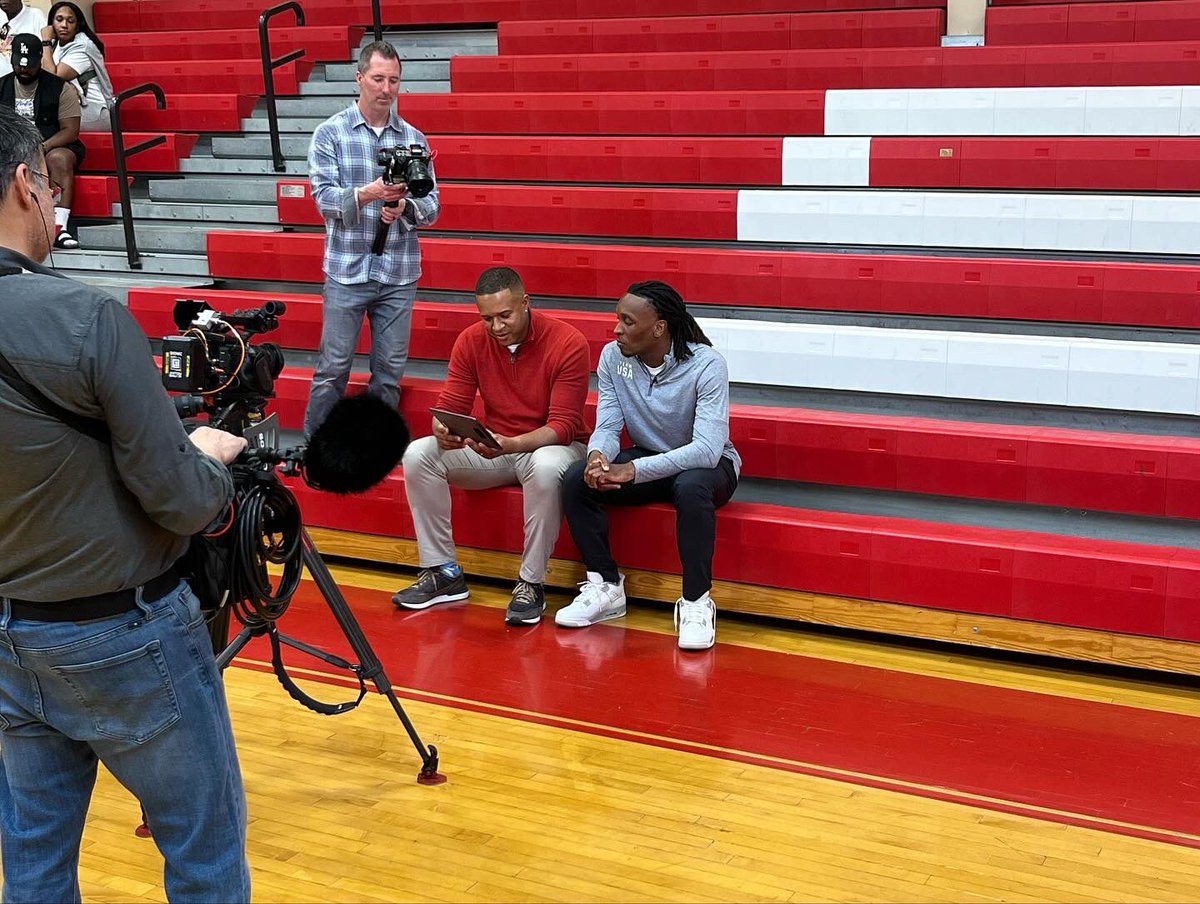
top-left (392, 568), bottom-right (469, 610)
top-left (505, 581), bottom-right (546, 625)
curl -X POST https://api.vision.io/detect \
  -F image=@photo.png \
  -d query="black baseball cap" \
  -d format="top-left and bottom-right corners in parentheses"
top-left (11, 34), bottom-right (40, 69)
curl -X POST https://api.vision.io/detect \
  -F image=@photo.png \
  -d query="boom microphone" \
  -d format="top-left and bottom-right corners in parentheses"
top-left (302, 394), bottom-right (410, 494)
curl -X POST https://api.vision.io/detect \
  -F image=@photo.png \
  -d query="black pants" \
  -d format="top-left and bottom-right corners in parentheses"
top-left (561, 448), bottom-right (738, 601)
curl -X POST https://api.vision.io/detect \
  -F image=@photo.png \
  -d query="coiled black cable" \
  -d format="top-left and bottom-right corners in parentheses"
top-left (228, 476), bottom-right (303, 628)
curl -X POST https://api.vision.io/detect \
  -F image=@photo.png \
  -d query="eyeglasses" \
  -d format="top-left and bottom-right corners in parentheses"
top-left (30, 170), bottom-right (63, 203)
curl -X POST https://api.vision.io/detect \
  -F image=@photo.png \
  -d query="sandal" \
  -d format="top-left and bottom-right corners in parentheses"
top-left (54, 232), bottom-right (80, 250)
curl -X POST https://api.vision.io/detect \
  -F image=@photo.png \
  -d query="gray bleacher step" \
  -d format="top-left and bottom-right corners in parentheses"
top-left (180, 156), bottom-right (312, 175)
top-left (119, 200), bottom-right (280, 224)
top-left (361, 29), bottom-right (496, 50)
top-left (65, 273), bottom-right (213, 304)
top-left (735, 479), bottom-right (1200, 552)
top-left (322, 61), bottom-right (450, 81)
top-left (149, 176), bottom-right (279, 204)
top-left (52, 248), bottom-right (212, 277)
top-left (300, 79), bottom-right (450, 95)
top-left (241, 117), bottom-right (327, 133)
top-left (76, 223), bottom-right (281, 255)
top-left (211, 135), bottom-right (310, 160)
top-left (271, 96), bottom-right (391, 117)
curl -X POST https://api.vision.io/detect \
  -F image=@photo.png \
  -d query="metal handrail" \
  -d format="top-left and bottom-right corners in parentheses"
top-left (372, 0), bottom-right (382, 42)
top-left (109, 82), bottom-right (167, 270)
top-left (259, 1), bottom-right (306, 174)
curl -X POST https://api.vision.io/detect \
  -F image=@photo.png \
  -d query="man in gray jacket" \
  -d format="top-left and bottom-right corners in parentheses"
top-left (557, 280), bottom-right (740, 650)
top-left (0, 107), bottom-right (251, 902)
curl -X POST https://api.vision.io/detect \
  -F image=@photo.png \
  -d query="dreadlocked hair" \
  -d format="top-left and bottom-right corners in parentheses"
top-left (627, 280), bottom-right (710, 362)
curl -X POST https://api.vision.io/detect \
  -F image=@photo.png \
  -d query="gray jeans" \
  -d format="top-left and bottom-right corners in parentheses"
top-left (402, 435), bottom-right (586, 584)
top-left (304, 277), bottom-right (416, 437)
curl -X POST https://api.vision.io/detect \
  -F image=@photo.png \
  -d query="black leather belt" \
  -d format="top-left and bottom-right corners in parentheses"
top-left (6, 568), bottom-right (181, 623)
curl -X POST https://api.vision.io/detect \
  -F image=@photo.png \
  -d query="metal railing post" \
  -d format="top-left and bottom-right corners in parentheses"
top-left (259, 1), bottom-right (307, 174)
top-left (109, 83), bottom-right (167, 270)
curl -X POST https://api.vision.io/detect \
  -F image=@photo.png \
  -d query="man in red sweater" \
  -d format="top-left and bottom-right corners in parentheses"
top-left (393, 266), bottom-right (590, 625)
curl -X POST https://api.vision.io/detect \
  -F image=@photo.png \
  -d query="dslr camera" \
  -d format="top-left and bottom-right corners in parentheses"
top-left (377, 144), bottom-right (434, 198)
top-left (161, 299), bottom-right (286, 436)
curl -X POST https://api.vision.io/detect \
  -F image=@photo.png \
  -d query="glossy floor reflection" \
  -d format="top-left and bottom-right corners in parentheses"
top-left (236, 579), bottom-right (1200, 845)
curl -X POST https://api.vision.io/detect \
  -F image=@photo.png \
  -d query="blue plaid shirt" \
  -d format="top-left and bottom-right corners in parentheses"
top-left (308, 103), bottom-right (440, 286)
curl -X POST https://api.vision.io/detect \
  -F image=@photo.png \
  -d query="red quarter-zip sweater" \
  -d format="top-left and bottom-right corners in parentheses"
top-left (436, 310), bottom-right (591, 444)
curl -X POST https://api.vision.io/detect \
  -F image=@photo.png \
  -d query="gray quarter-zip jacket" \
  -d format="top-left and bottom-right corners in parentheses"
top-left (587, 340), bottom-right (741, 484)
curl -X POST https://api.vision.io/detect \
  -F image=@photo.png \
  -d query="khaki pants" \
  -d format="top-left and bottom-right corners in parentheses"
top-left (402, 435), bottom-right (586, 584)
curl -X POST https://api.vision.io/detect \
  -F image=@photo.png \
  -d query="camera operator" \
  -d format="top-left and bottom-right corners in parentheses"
top-left (304, 39), bottom-right (440, 438)
top-left (0, 107), bottom-right (251, 903)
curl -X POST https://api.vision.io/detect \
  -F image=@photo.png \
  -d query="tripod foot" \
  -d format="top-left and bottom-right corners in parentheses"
top-left (134, 821), bottom-right (153, 838)
top-left (416, 743), bottom-right (446, 785)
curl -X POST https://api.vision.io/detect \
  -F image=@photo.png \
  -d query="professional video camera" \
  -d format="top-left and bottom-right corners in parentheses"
top-left (161, 298), bottom-right (286, 436)
top-left (372, 144), bottom-right (435, 256)
top-left (158, 298), bottom-right (442, 784)
top-left (377, 144), bottom-right (434, 198)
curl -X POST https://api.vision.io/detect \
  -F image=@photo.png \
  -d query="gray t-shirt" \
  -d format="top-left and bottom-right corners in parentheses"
top-left (0, 248), bottom-right (235, 603)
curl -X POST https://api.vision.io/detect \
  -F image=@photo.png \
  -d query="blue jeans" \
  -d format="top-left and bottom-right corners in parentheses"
top-left (304, 276), bottom-right (417, 437)
top-left (0, 581), bottom-right (250, 904)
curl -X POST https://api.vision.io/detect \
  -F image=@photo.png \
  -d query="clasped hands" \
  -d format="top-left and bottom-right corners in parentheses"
top-left (584, 452), bottom-right (635, 490)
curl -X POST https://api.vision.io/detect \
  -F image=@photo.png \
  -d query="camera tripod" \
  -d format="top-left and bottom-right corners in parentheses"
top-left (212, 526), bottom-right (445, 786)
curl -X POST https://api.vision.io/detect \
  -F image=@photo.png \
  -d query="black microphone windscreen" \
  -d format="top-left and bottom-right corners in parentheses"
top-left (303, 394), bottom-right (410, 494)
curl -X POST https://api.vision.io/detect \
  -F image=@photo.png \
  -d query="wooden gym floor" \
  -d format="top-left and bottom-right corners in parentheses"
top-left (26, 565), bottom-right (1200, 902)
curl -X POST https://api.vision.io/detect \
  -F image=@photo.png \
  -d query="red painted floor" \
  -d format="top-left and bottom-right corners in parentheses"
top-left (237, 582), bottom-right (1200, 844)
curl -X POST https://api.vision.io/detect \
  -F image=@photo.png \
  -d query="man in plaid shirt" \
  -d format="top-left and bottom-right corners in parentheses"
top-left (304, 40), bottom-right (440, 437)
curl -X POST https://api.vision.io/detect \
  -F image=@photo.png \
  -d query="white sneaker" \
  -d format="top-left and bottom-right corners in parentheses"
top-left (555, 573), bottom-right (627, 627)
top-left (675, 593), bottom-right (716, 650)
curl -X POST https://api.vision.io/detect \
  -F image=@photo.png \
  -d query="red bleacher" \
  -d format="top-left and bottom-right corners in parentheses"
top-left (870, 137), bottom-right (1200, 191)
top-left (288, 472), bottom-right (1199, 640)
top-left (106, 59), bottom-right (313, 96)
top-left (128, 286), bottom-right (1200, 521)
top-left (114, 94), bottom-right (257, 132)
top-left (93, 0), bottom-right (946, 33)
top-left (279, 135), bottom-right (1200, 191)
top-left (428, 136), bottom-right (783, 184)
top-left (78, 132), bottom-right (198, 173)
top-left (276, 180), bottom-right (739, 240)
top-left (451, 41), bottom-right (1200, 93)
top-left (72, 176), bottom-right (130, 217)
top-left (207, 232), bottom-right (1200, 329)
top-left (498, 9), bottom-right (946, 54)
top-left (988, 0), bottom-right (1200, 45)
top-left (103, 25), bottom-right (363, 62)
top-left (392, 92), bottom-right (825, 135)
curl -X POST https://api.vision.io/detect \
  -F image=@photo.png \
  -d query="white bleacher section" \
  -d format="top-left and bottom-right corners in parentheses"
top-left (824, 86), bottom-right (1200, 136)
top-left (736, 188), bottom-right (1200, 253)
top-left (781, 137), bottom-right (871, 186)
top-left (699, 317), bottom-right (1200, 415)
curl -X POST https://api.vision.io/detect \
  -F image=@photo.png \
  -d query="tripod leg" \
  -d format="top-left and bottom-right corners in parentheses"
top-left (299, 528), bottom-right (445, 784)
top-left (214, 624), bottom-right (259, 672)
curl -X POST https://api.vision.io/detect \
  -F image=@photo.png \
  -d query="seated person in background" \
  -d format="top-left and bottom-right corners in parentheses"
top-left (0, 32), bottom-right (82, 249)
top-left (557, 280), bottom-right (741, 651)
top-left (393, 266), bottom-right (591, 626)
top-left (41, 1), bottom-right (113, 132)
top-left (0, 0), bottom-right (44, 79)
